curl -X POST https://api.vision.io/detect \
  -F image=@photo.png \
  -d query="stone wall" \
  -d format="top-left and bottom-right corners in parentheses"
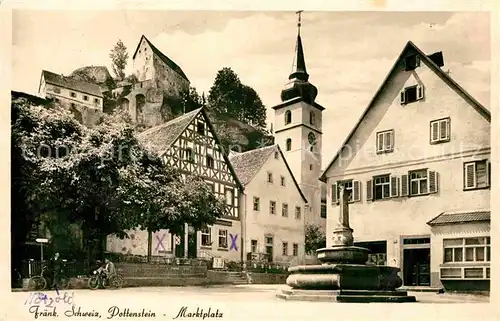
top-left (153, 56), bottom-right (189, 97)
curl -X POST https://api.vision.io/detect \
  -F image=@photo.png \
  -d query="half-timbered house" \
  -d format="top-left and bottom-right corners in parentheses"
top-left (106, 108), bottom-right (244, 262)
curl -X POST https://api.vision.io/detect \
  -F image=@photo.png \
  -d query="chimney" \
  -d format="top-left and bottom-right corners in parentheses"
top-left (427, 51), bottom-right (444, 68)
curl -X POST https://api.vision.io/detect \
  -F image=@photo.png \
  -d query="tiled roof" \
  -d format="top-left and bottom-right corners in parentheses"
top-left (229, 145), bottom-right (276, 185)
top-left (427, 210), bottom-right (490, 226)
top-left (138, 108), bottom-right (202, 155)
top-left (229, 145), bottom-right (308, 203)
top-left (132, 35), bottom-right (190, 82)
top-left (40, 70), bottom-right (104, 97)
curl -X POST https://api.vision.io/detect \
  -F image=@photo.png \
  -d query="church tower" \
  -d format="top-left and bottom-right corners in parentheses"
top-left (272, 11), bottom-right (325, 228)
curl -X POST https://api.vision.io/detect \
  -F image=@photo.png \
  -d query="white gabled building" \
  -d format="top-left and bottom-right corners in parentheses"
top-left (320, 41), bottom-right (491, 292)
top-left (230, 145), bottom-right (308, 264)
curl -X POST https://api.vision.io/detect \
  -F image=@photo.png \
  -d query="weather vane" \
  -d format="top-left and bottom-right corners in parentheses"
top-left (296, 10), bottom-right (303, 34)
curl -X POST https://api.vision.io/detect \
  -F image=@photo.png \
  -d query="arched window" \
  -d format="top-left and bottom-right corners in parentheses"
top-left (286, 138), bottom-right (292, 151)
top-left (285, 110), bottom-right (292, 125)
top-left (309, 111), bottom-right (315, 125)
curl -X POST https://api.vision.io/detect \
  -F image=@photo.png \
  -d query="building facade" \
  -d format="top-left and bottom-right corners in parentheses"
top-left (271, 28), bottom-right (326, 231)
top-left (131, 35), bottom-right (190, 97)
top-left (229, 145), bottom-right (308, 265)
top-left (320, 42), bottom-right (491, 291)
top-left (106, 108), bottom-right (244, 262)
top-left (38, 70), bottom-right (104, 126)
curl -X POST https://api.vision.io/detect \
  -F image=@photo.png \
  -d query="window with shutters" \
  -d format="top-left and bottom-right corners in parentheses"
top-left (404, 54), bottom-right (421, 71)
top-left (430, 118), bottom-right (450, 144)
top-left (373, 175), bottom-right (391, 200)
top-left (285, 110), bottom-right (292, 125)
top-left (405, 169), bottom-right (438, 196)
top-left (332, 180), bottom-right (361, 204)
top-left (464, 160), bottom-right (490, 190)
top-left (376, 130), bottom-right (394, 153)
top-left (400, 85), bottom-right (424, 105)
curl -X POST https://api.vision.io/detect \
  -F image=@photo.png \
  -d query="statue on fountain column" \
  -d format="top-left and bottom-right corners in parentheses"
top-left (332, 184), bottom-right (354, 247)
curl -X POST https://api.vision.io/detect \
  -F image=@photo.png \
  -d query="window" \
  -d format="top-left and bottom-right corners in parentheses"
top-left (70, 103), bottom-right (76, 108)
top-left (376, 130), bottom-right (394, 153)
top-left (94, 98), bottom-right (100, 104)
top-left (401, 169), bottom-right (437, 197)
top-left (251, 240), bottom-right (258, 253)
top-left (400, 85), bottom-right (424, 104)
top-left (464, 160), bottom-right (490, 190)
top-left (83, 95), bottom-right (89, 101)
top-left (267, 172), bottom-right (273, 183)
top-left (201, 228), bottom-right (212, 246)
top-left (274, 151), bottom-right (279, 159)
top-left (225, 188), bottom-right (234, 206)
top-left (218, 230), bottom-right (228, 249)
top-left (404, 54), bottom-right (420, 71)
top-left (280, 176), bottom-right (285, 186)
top-left (184, 148), bottom-right (194, 162)
top-left (269, 201), bottom-right (276, 215)
top-left (332, 180), bottom-right (362, 204)
top-left (443, 237), bottom-right (490, 263)
top-left (197, 122), bottom-right (205, 135)
top-left (286, 138), bottom-right (292, 151)
top-left (55, 98), bottom-right (60, 103)
top-left (309, 164), bottom-right (313, 171)
top-left (206, 155), bottom-right (214, 169)
top-left (374, 175), bottom-right (391, 200)
top-left (320, 203), bottom-right (327, 218)
top-left (295, 206), bottom-right (301, 220)
top-left (282, 242), bottom-right (288, 256)
top-left (253, 197), bottom-right (260, 211)
top-left (282, 203), bottom-right (288, 217)
top-left (309, 111), bottom-right (315, 125)
top-left (285, 110), bottom-right (292, 125)
top-left (430, 118), bottom-right (450, 144)
top-left (293, 243), bottom-right (298, 256)
top-left (70, 92), bottom-right (77, 98)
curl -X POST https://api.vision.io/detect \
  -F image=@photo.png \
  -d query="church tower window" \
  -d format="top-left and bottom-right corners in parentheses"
top-left (286, 138), bottom-right (292, 151)
top-left (310, 111), bottom-right (315, 125)
top-left (285, 110), bottom-right (292, 125)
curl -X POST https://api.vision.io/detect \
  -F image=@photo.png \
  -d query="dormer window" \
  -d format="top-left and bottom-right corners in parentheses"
top-left (285, 110), bottom-right (292, 125)
top-left (404, 54), bottom-right (420, 71)
top-left (400, 85), bottom-right (424, 105)
top-left (309, 112), bottom-right (315, 126)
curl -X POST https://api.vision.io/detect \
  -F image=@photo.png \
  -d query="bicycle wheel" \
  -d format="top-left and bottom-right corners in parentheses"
top-left (88, 276), bottom-right (100, 290)
top-left (59, 276), bottom-right (70, 289)
top-left (102, 276), bottom-right (111, 289)
top-left (110, 275), bottom-right (123, 289)
top-left (29, 276), bottom-right (47, 291)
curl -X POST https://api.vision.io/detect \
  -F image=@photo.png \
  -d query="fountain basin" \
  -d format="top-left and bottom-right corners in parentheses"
top-left (316, 245), bottom-right (370, 264)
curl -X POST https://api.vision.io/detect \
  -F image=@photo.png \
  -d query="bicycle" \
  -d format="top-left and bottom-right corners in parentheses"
top-left (28, 264), bottom-right (69, 291)
top-left (88, 267), bottom-right (124, 290)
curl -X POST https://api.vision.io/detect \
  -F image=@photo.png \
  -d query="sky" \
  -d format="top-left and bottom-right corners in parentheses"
top-left (11, 11), bottom-right (490, 168)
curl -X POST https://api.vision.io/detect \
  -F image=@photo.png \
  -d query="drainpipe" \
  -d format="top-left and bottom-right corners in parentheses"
top-left (241, 192), bottom-right (247, 271)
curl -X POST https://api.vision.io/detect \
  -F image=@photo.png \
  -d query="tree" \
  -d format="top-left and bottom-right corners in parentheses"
top-left (109, 39), bottom-right (129, 80)
top-left (12, 98), bottom-right (228, 263)
top-left (304, 224), bottom-right (326, 254)
top-left (207, 67), bottom-right (267, 129)
top-left (180, 86), bottom-right (205, 113)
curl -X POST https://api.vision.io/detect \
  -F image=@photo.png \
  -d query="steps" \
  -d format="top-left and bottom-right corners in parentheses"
top-left (226, 272), bottom-right (249, 285)
top-left (277, 289), bottom-right (417, 303)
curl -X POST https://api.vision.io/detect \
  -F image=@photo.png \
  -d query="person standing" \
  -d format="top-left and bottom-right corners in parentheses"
top-left (49, 252), bottom-right (61, 289)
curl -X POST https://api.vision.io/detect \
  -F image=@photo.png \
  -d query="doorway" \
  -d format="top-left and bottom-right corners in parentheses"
top-left (265, 236), bottom-right (273, 263)
top-left (187, 228), bottom-right (197, 258)
top-left (403, 248), bottom-right (430, 286)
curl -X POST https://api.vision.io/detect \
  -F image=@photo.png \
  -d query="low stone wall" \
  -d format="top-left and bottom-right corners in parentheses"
top-left (116, 263), bottom-right (207, 278)
top-left (249, 273), bottom-right (288, 284)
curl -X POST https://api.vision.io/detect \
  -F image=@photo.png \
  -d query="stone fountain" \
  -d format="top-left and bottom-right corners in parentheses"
top-left (277, 185), bottom-right (416, 302)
